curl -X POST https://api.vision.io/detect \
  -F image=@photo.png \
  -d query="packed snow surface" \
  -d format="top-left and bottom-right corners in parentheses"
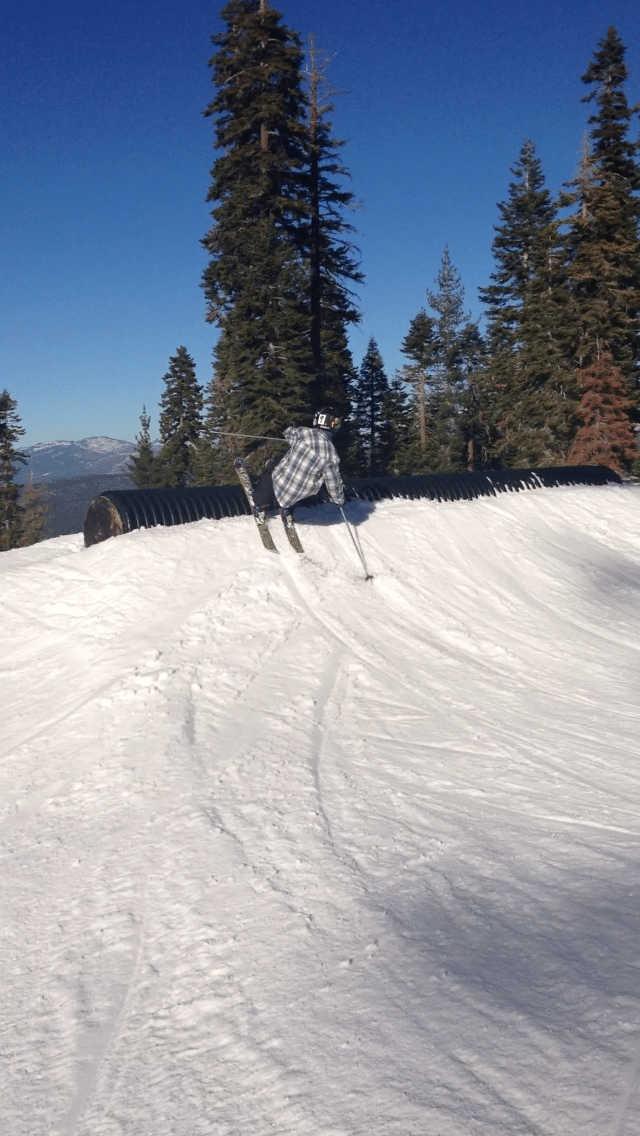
top-left (2, 485), bottom-right (640, 1136)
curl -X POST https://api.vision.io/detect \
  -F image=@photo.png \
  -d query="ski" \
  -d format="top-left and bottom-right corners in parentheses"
top-left (234, 458), bottom-right (278, 553)
top-left (279, 507), bottom-right (304, 554)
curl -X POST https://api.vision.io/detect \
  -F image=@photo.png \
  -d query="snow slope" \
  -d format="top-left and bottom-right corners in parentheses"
top-left (2, 485), bottom-right (640, 1136)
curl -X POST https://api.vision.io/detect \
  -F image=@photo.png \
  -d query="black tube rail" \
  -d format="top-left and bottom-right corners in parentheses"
top-left (83, 465), bottom-right (622, 547)
top-left (83, 484), bottom-right (249, 546)
top-left (343, 464), bottom-right (622, 504)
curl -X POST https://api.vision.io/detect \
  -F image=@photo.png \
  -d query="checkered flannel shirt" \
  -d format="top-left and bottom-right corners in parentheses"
top-left (272, 427), bottom-right (345, 509)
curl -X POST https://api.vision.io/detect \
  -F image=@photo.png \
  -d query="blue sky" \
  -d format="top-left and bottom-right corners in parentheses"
top-left (3, 0), bottom-right (639, 446)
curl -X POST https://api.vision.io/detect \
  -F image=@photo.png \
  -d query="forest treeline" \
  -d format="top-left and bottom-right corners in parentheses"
top-left (128, 7), bottom-right (640, 491)
top-left (3, 7), bottom-right (639, 549)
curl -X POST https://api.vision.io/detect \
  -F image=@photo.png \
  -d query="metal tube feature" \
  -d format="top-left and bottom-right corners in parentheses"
top-left (83, 465), bottom-right (622, 547)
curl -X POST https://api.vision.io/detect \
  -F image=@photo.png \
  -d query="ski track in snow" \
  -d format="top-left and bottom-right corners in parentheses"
top-left (2, 485), bottom-right (640, 1135)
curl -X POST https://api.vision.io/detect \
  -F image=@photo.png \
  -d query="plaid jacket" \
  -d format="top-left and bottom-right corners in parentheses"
top-left (272, 427), bottom-right (345, 508)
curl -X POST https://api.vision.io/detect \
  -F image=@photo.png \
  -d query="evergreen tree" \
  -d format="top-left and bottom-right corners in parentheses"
top-left (400, 252), bottom-right (485, 472)
top-left (201, 0), bottom-right (313, 447)
top-left (424, 247), bottom-right (483, 470)
top-left (479, 141), bottom-right (574, 466)
top-left (194, 374), bottom-right (237, 485)
top-left (566, 350), bottom-right (638, 474)
top-left (382, 371), bottom-right (418, 475)
top-left (400, 308), bottom-right (438, 461)
top-left (304, 37), bottom-right (363, 416)
top-left (562, 28), bottom-right (640, 389)
top-left (427, 246), bottom-right (467, 380)
top-left (457, 321), bottom-right (489, 471)
top-left (352, 338), bottom-right (391, 475)
top-left (18, 477), bottom-right (50, 546)
top-left (0, 390), bottom-right (27, 552)
top-left (128, 406), bottom-right (159, 488)
top-left (156, 348), bottom-right (203, 487)
top-left (480, 142), bottom-right (558, 356)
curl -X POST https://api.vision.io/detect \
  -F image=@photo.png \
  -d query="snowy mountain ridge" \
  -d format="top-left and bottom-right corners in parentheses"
top-left (28, 435), bottom-right (134, 454)
top-left (2, 485), bottom-right (640, 1136)
top-left (23, 436), bottom-right (138, 480)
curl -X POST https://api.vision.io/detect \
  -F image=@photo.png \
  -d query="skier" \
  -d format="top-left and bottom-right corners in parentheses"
top-left (250, 407), bottom-right (345, 518)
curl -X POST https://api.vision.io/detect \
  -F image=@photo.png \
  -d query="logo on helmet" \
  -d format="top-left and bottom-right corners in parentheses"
top-left (313, 407), bottom-right (341, 432)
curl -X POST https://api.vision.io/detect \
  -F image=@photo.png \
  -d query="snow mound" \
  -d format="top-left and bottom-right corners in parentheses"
top-left (2, 485), bottom-right (640, 1135)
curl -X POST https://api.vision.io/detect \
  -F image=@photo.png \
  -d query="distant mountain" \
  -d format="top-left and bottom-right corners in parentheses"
top-left (16, 438), bottom-right (142, 538)
top-left (39, 474), bottom-right (138, 539)
top-left (23, 437), bottom-right (138, 481)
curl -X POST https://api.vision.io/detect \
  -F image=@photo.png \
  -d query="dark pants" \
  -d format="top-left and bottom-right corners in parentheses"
top-left (252, 468), bottom-right (279, 510)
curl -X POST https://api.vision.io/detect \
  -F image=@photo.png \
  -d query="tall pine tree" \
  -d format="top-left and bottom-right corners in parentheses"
top-left (421, 248), bottom-right (483, 471)
top-left (382, 371), bottom-right (418, 475)
top-left (566, 349), bottom-right (638, 474)
top-left (562, 28), bottom-right (640, 391)
top-left (400, 309), bottom-right (441, 471)
top-left (479, 141), bottom-right (574, 467)
top-left (201, 0), bottom-right (312, 455)
top-left (18, 477), bottom-right (50, 546)
top-left (128, 406), bottom-right (159, 489)
top-left (401, 310), bottom-right (436, 446)
top-left (155, 348), bottom-right (203, 487)
top-left (200, 6), bottom-right (362, 482)
top-left (304, 37), bottom-right (362, 417)
top-left (0, 390), bottom-right (27, 552)
top-left (352, 338), bottom-right (391, 475)
top-left (480, 142), bottom-right (558, 358)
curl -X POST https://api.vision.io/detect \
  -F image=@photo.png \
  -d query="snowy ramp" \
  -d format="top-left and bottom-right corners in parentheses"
top-left (2, 484), bottom-right (640, 1136)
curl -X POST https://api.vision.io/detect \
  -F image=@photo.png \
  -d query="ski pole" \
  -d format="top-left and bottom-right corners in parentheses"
top-left (339, 506), bottom-right (374, 581)
top-left (210, 430), bottom-right (288, 443)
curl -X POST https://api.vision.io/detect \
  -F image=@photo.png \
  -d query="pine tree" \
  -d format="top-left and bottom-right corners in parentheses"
top-left (400, 309), bottom-right (438, 460)
top-left (562, 28), bottom-right (640, 383)
top-left (352, 338), bottom-right (391, 475)
top-left (566, 350), bottom-right (637, 474)
top-left (201, 0), bottom-right (313, 448)
top-left (156, 348), bottom-right (203, 487)
top-left (194, 374), bottom-right (238, 485)
top-left (0, 390), bottom-right (27, 551)
top-left (304, 37), bottom-right (362, 416)
top-left (425, 247), bottom-right (483, 471)
top-left (427, 247), bottom-right (467, 376)
top-left (18, 477), bottom-right (50, 546)
top-left (479, 141), bottom-right (574, 467)
top-left (480, 142), bottom-right (558, 355)
top-left (400, 252), bottom-right (486, 473)
top-left (382, 372), bottom-right (418, 475)
top-left (457, 321), bottom-right (489, 471)
top-left (128, 407), bottom-right (159, 489)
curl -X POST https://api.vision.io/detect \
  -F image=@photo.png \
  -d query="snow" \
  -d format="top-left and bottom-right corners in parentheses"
top-left (76, 437), bottom-right (135, 453)
top-left (28, 440), bottom-right (76, 451)
top-left (27, 438), bottom-right (134, 457)
top-left (2, 483), bottom-right (640, 1136)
